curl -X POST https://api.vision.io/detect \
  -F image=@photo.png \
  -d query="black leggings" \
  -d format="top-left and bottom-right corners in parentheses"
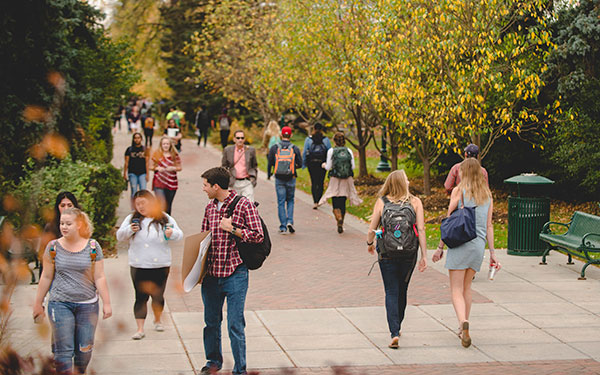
top-left (143, 128), bottom-right (154, 147)
top-left (220, 130), bottom-right (230, 148)
top-left (307, 161), bottom-right (326, 203)
top-left (197, 127), bottom-right (209, 146)
top-left (154, 188), bottom-right (176, 215)
top-left (130, 267), bottom-right (170, 320)
top-left (332, 196), bottom-right (347, 216)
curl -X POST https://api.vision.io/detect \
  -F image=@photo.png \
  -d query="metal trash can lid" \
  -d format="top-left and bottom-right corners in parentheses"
top-left (504, 173), bottom-right (554, 185)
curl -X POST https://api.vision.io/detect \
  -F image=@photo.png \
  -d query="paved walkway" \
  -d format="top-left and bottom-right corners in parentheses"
top-left (6, 129), bottom-right (600, 374)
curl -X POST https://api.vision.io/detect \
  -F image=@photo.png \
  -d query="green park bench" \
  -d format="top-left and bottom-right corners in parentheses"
top-left (539, 211), bottom-right (600, 280)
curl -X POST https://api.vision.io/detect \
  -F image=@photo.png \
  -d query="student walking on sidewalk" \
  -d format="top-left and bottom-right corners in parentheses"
top-left (199, 167), bottom-right (264, 375)
top-left (222, 129), bottom-right (258, 202)
top-left (366, 170), bottom-right (427, 349)
top-left (432, 158), bottom-right (500, 348)
top-left (116, 190), bottom-right (183, 340)
top-left (151, 137), bottom-right (182, 215)
top-left (267, 126), bottom-right (302, 234)
top-left (124, 132), bottom-right (150, 198)
top-left (302, 123), bottom-right (331, 209)
top-left (319, 132), bottom-right (362, 233)
top-left (33, 208), bottom-right (112, 375)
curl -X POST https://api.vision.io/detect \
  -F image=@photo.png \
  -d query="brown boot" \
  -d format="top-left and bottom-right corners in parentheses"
top-left (333, 208), bottom-right (343, 233)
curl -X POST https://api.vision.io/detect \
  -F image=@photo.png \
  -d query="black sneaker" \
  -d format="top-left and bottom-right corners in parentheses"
top-left (287, 224), bottom-right (295, 233)
top-left (200, 366), bottom-right (219, 375)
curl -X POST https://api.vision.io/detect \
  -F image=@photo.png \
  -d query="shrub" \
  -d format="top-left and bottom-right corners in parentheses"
top-left (12, 158), bottom-right (126, 253)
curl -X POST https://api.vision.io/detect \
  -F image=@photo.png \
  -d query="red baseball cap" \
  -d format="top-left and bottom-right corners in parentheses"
top-left (281, 126), bottom-right (292, 136)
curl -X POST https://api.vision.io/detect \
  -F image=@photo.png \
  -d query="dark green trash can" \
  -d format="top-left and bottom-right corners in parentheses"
top-left (504, 174), bottom-right (554, 256)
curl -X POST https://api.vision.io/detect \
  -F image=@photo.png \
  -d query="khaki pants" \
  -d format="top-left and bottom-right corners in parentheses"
top-left (233, 179), bottom-right (254, 202)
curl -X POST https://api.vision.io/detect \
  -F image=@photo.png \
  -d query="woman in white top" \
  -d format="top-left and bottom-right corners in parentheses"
top-left (116, 189), bottom-right (183, 340)
top-left (318, 132), bottom-right (363, 233)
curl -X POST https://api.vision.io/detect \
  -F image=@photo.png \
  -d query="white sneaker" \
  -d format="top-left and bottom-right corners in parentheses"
top-left (131, 331), bottom-right (145, 340)
top-left (154, 322), bottom-right (164, 332)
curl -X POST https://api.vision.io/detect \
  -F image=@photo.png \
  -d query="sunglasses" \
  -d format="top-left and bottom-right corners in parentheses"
top-left (235, 137), bottom-right (245, 140)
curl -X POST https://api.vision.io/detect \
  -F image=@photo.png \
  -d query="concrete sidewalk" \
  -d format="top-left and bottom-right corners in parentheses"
top-left (6, 129), bottom-right (600, 374)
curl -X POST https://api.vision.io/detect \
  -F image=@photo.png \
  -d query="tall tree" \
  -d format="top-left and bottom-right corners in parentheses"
top-left (0, 0), bottom-right (137, 184)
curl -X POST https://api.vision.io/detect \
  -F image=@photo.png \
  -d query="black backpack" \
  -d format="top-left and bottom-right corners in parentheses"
top-left (377, 196), bottom-right (419, 259)
top-left (308, 137), bottom-right (327, 163)
top-left (227, 195), bottom-right (271, 270)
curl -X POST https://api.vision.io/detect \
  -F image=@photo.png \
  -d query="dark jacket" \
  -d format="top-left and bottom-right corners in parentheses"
top-left (222, 145), bottom-right (258, 187)
top-left (267, 140), bottom-right (302, 180)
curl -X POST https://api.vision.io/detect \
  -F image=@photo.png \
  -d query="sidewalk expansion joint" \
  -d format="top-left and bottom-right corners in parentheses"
top-left (335, 307), bottom-right (394, 363)
top-left (167, 302), bottom-right (198, 374)
top-left (252, 310), bottom-right (298, 368)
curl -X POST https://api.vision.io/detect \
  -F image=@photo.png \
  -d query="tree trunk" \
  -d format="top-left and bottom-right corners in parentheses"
top-left (422, 157), bottom-right (431, 195)
top-left (353, 105), bottom-right (369, 177)
top-left (358, 147), bottom-right (368, 177)
top-left (389, 130), bottom-right (398, 171)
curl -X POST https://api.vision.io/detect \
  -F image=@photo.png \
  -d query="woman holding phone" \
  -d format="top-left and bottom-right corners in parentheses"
top-left (116, 190), bottom-right (183, 340)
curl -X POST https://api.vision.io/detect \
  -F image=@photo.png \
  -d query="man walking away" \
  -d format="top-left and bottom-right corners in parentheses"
top-left (195, 106), bottom-right (211, 147)
top-left (267, 126), bottom-right (302, 234)
top-left (218, 108), bottom-right (231, 149)
top-left (444, 144), bottom-right (489, 195)
top-left (222, 130), bottom-right (258, 202)
top-left (200, 167), bottom-right (264, 375)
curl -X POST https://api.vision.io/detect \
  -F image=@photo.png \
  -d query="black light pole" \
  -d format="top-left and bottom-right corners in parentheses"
top-left (377, 124), bottom-right (391, 172)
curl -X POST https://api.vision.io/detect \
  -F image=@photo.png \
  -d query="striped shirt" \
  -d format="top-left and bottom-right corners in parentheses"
top-left (201, 190), bottom-right (264, 278)
top-left (153, 154), bottom-right (180, 190)
top-left (45, 239), bottom-right (104, 303)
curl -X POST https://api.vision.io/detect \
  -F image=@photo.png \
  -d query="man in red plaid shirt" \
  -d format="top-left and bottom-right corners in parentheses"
top-left (200, 167), bottom-right (264, 375)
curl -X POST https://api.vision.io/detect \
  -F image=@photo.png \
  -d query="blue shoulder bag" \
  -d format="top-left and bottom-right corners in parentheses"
top-left (440, 190), bottom-right (477, 248)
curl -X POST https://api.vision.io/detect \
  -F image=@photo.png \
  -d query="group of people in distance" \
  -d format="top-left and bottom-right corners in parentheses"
top-left (32, 113), bottom-right (500, 375)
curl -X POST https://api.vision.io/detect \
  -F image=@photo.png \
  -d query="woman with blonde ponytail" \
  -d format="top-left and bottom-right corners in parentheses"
top-left (432, 158), bottom-right (500, 348)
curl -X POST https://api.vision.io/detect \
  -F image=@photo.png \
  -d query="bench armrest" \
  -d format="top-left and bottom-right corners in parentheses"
top-left (582, 233), bottom-right (600, 249)
top-left (541, 221), bottom-right (570, 234)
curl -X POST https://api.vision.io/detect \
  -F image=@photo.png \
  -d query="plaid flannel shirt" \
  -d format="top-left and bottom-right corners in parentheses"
top-left (201, 190), bottom-right (264, 278)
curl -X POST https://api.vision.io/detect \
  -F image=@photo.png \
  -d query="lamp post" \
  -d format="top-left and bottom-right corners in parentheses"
top-left (377, 125), bottom-right (391, 172)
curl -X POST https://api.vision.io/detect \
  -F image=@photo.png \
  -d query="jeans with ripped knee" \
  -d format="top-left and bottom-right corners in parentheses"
top-left (48, 300), bottom-right (99, 374)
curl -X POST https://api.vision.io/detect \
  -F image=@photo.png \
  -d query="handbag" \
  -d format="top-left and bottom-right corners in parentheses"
top-left (441, 190), bottom-right (477, 248)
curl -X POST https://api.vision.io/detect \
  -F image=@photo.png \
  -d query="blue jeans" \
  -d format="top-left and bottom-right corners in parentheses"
top-left (275, 178), bottom-right (296, 231)
top-left (379, 258), bottom-right (416, 338)
top-left (48, 301), bottom-right (99, 374)
top-left (201, 265), bottom-right (249, 375)
top-left (128, 173), bottom-right (147, 197)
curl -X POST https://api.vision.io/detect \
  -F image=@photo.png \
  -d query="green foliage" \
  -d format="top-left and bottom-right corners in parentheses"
top-left (0, 0), bottom-right (138, 185)
top-left (13, 158), bottom-right (127, 251)
top-left (544, 0), bottom-right (600, 199)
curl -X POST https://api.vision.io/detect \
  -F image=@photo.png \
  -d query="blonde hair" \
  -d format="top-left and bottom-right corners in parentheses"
top-left (457, 158), bottom-right (492, 205)
top-left (265, 120), bottom-right (280, 137)
top-left (61, 208), bottom-right (94, 238)
top-left (379, 170), bottom-right (412, 202)
top-left (153, 136), bottom-right (179, 163)
top-left (262, 120), bottom-right (281, 148)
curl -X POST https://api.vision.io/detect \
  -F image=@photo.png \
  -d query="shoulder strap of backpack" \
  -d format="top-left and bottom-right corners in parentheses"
top-left (89, 239), bottom-right (98, 280)
top-left (227, 195), bottom-right (243, 218)
top-left (49, 240), bottom-right (57, 264)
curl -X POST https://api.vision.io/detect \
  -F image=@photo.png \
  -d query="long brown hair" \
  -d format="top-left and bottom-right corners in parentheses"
top-left (457, 158), bottom-right (491, 205)
top-left (131, 190), bottom-right (168, 235)
top-left (152, 136), bottom-right (178, 163)
top-left (378, 170), bottom-right (412, 203)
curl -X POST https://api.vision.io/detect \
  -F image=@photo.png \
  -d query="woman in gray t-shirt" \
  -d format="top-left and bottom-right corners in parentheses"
top-left (33, 208), bottom-right (112, 375)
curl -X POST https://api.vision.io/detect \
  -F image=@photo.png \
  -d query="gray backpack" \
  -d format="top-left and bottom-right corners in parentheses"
top-left (377, 196), bottom-right (419, 259)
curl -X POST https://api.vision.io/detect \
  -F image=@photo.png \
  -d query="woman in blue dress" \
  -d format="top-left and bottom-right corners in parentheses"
top-left (432, 158), bottom-right (500, 348)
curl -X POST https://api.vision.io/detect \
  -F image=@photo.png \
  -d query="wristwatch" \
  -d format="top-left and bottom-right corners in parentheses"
top-left (231, 226), bottom-right (237, 234)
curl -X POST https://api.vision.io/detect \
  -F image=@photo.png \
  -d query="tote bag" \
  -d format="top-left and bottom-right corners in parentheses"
top-left (441, 191), bottom-right (477, 248)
